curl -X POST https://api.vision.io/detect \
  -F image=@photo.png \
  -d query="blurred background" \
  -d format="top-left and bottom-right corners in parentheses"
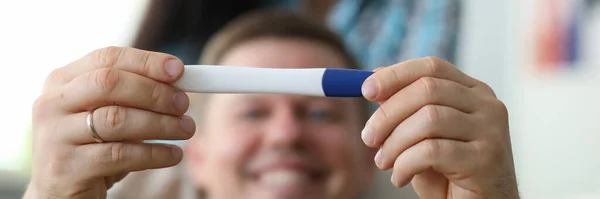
top-left (1, 0), bottom-right (599, 198)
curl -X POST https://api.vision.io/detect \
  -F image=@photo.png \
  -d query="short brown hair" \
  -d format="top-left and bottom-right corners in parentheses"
top-left (199, 9), bottom-right (360, 69)
top-left (190, 9), bottom-right (368, 124)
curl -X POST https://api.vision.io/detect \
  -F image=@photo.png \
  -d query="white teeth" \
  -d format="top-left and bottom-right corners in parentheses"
top-left (259, 170), bottom-right (309, 187)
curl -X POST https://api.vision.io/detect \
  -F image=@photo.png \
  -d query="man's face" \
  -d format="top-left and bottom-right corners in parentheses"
top-left (187, 38), bottom-right (375, 199)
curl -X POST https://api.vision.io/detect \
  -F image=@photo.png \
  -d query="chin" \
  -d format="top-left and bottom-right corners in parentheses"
top-left (250, 189), bottom-right (331, 199)
top-left (247, 170), bottom-right (332, 199)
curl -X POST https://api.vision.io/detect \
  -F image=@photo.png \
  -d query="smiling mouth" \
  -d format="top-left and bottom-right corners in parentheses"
top-left (246, 159), bottom-right (330, 197)
top-left (245, 150), bottom-right (331, 196)
top-left (251, 169), bottom-right (328, 188)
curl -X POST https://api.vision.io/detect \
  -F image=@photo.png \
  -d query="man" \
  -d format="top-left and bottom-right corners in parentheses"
top-left (26, 10), bottom-right (518, 199)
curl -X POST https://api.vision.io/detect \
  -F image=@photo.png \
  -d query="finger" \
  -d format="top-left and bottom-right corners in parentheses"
top-left (372, 66), bottom-right (386, 72)
top-left (45, 46), bottom-right (183, 90)
top-left (60, 68), bottom-right (189, 114)
top-left (375, 105), bottom-right (477, 170)
top-left (390, 139), bottom-right (477, 187)
top-left (60, 106), bottom-right (195, 144)
top-left (74, 142), bottom-right (183, 178)
top-left (361, 77), bottom-right (479, 147)
top-left (411, 170), bottom-right (449, 199)
top-left (361, 57), bottom-right (483, 102)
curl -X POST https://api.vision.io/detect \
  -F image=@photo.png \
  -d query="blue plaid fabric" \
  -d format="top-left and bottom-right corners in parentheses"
top-left (162, 0), bottom-right (461, 69)
top-left (267, 0), bottom-right (462, 70)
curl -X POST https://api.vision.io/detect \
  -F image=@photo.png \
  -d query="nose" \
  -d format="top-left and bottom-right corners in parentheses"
top-left (262, 107), bottom-right (304, 149)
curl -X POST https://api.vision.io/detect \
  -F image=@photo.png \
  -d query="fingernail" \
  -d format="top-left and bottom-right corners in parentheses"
top-left (173, 92), bottom-right (189, 112)
top-left (165, 59), bottom-right (183, 77)
top-left (361, 79), bottom-right (378, 99)
top-left (182, 116), bottom-right (196, 136)
top-left (361, 125), bottom-right (374, 146)
top-left (390, 173), bottom-right (396, 186)
top-left (171, 145), bottom-right (182, 158)
top-left (374, 149), bottom-right (383, 167)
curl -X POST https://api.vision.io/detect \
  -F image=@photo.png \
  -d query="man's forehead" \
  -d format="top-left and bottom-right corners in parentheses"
top-left (219, 38), bottom-right (347, 70)
top-left (215, 93), bottom-right (355, 105)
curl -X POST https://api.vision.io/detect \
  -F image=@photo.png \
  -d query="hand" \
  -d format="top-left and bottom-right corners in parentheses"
top-left (360, 57), bottom-right (519, 199)
top-left (25, 47), bottom-right (196, 198)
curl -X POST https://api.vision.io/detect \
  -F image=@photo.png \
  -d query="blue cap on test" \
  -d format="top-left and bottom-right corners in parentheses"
top-left (321, 68), bottom-right (374, 97)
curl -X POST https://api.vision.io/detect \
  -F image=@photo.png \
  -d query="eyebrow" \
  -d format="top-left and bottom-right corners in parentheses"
top-left (227, 94), bottom-right (352, 107)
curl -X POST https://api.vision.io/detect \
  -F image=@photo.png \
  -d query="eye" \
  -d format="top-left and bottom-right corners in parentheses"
top-left (243, 109), bottom-right (266, 121)
top-left (307, 109), bottom-right (334, 121)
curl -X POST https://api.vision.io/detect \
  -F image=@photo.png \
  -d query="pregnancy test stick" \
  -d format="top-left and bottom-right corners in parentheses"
top-left (173, 65), bottom-right (374, 97)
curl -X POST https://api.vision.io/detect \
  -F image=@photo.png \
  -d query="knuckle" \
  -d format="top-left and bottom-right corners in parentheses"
top-left (101, 106), bottom-right (128, 135)
top-left (493, 99), bottom-right (509, 117)
top-left (424, 56), bottom-right (445, 76)
top-left (140, 51), bottom-right (152, 76)
top-left (91, 68), bottom-right (119, 95)
top-left (108, 142), bottom-right (128, 165)
top-left (149, 83), bottom-right (163, 106)
top-left (32, 93), bottom-right (60, 122)
top-left (158, 115), bottom-right (171, 137)
top-left (482, 97), bottom-right (509, 119)
top-left (388, 65), bottom-right (404, 82)
top-left (149, 145), bottom-right (161, 162)
top-left (487, 98), bottom-right (510, 137)
top-left (420, 105), bottom-right (441, 138)
top-left (423, 105), bottom-right (441, 124)
top-left (478, 81), bottom-right (497, 96)
top-left (32, 95), bottom-right (50, 117)
top-left (375, 104), bottom-right (391, 124)
top-left (424, 139), bottom-right (441, 160)
top-left (47, 67), bottom-right (62, 79)
top-left (44, 68), bottom-right (63, 85)
top-left (42, 68), bottom-right (67, 93)
top-left (480, 81), bottom-right (493, 92)
top-left (91, 46), bottom-right (122, 69)
top-left (419, 77), bottom-right (439, 101)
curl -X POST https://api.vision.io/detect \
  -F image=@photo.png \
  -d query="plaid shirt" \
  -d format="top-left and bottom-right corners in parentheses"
top-left (269, 0), bottom-right (462, 69)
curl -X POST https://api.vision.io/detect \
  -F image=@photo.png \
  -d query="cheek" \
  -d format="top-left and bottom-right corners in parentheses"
top-left (203, 123), bottom-right (261, 184)
top-left (206, 127), bottom-right (259, 166)
top-left (308, 124), bottom-right (363, 170)
top-left (306, 124), bottom-right (366, 197)
top-left (200, 125), bottom-right (263, 197)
